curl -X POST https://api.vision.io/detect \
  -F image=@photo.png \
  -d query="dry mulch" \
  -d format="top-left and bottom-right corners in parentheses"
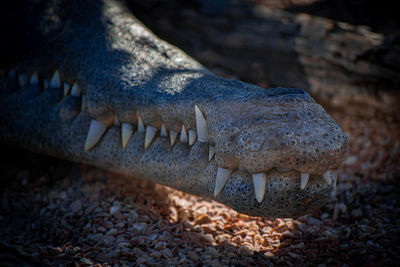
top-left (0, 107), bottom-right (399, 266)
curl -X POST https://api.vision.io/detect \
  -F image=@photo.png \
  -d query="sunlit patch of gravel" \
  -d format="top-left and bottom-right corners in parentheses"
top-left (1, 108), bottom-right (399, 266)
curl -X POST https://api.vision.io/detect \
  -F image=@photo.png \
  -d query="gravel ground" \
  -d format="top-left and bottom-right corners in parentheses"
top-left (1, 1), bottom-right (400, 265)
top-left (0, 109), bottom-right (399, 266)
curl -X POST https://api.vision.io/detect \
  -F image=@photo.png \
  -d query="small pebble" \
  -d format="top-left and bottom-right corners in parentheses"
top-left (131, 222), bottom-right (147, 234)
top-left (351, 208), bottom-right (363, 218)
top-left (109, 206), bottom-right (120, 215)
top-left (195, 214), bottom-right (212, 225)
top-left (106, 228), bottom-right (117, 236)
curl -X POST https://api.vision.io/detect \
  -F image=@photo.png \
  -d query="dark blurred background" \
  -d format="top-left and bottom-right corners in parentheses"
top-left (126, 0), bottom-right (400, 122)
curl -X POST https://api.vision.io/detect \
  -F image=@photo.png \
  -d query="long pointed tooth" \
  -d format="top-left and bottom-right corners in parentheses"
top-left (84, 119), bottom-right (109, 151)
top-left (160, 123), bottom-right (168, 137)
top-left (195, 105), bottom-right (208, 142)
top-left (63, 82), bottom-right (71, 96)
top-left (180, 125), bottom-right (188, 143)
top-left (121, 123), bottom-right (134, 148)
top-left (252, 173), bottom-right (267, 203)
top-left (70, 83), bottom-right (81, 97)
top-left (49, 70), bottom-right (61, 88)
top-left (323, 171), bottom-right (332, 185)
top-left (18, 74), bottom-right (28, 87)
top-left (137, 116), bottom-right (145, 132)
top-left (208, 145), bottom-right (215, 161)
top-left (30, 72), bottom-right (39, 85)
top-left (214, 168), bottom-right (233, 197)
top-left (188, 130), bottom-right (197, 145)
top-left (300, 173), bottom-right (310, 190)
top-left (144, 126), bottom-right (157, 149)
top-left (170, 130), bottom-right (178, 146)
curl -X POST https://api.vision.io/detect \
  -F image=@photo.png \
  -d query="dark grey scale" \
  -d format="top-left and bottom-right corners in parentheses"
top-left (56, 96), bottom-right (82, 123)
top-left (37, 83), bottom-right (64, 106)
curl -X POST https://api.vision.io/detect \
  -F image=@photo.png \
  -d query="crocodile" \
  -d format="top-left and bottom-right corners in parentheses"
top-left (0, 0), bottom-right (347, 218)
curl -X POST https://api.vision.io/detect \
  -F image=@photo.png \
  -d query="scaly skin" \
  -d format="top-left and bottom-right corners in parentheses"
top-left (0, 0), bottom-right (347, 218)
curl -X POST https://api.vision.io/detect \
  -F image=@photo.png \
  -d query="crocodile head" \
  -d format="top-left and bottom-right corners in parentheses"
top-left (0, 0), bottom-right (347, 218)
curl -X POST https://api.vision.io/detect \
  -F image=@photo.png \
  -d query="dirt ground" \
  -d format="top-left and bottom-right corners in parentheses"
top-left (1, 106), bottom-right (399, 266)
top-left (1, 0), bottom-right (399, 266)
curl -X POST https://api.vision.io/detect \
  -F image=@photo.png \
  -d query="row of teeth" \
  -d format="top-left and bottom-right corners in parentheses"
top-left (84, 105), bottom-right (211, 152)
top-left (9, 69), bottom-right (83, 97)
top-left (9, 69), bottom-right (216, 156)
top-left (216, 168), bottom-right (336, 203)
top-left (9, 69), bottom-right (337, 203)
top-left (7, 69), bottom-right (210, 151)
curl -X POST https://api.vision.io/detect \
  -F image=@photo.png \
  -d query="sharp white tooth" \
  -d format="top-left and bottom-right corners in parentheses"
top-left (137, 116), bottom-right (145, 132)
top-left (29, 72), bottom-right (39, 85)
top-left (180, 125), bottom-right (188, 143)
top-left (160, 123), bottom-right (168, 137)
top-left (208, 145), bottom-right (215, 161)
top-left (81, 95), bottom-right (86, 110)
top-left (121, 123), bottom-right (134, 149)
top-left (214, 167), bottom-right (233, 197)
top-left (63, 82), bottom-right (71, 96)
top-left (84, 119), bottom-right (109, 151)
top-left (43, 79), bottom-right (49, 89)
top-left (70, 83), bottom-right (81, 97)
top-left (18, 74), bottom-right (28, 87)
top-left (8, 69), bottom-right (16, 78)
top-left (300, 173), bottom-right (310, 190)
top-left (114, 116), bottom-right (120, 126)
top-left (323, 171), bottom-right (332, 185)
top-left (195, 105), bottom-right (208, 142)
top-left (144, 126), bottom-right (157, 149)
top-left (252, 173), bottom-right (267, 203)
top-left (170, 130), bottom-right (178, 146)
top-left (49, 70), bottom-right (61, 88)
top-left (188, 130), bottom-right (197, 145)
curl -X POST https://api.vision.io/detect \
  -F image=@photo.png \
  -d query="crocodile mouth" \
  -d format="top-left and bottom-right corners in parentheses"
top-left (1, 69), bottom-right (339, 218)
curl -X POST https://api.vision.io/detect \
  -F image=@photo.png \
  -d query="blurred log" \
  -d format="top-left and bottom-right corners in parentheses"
top-left (130, 0), bottom-right (400, 121)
